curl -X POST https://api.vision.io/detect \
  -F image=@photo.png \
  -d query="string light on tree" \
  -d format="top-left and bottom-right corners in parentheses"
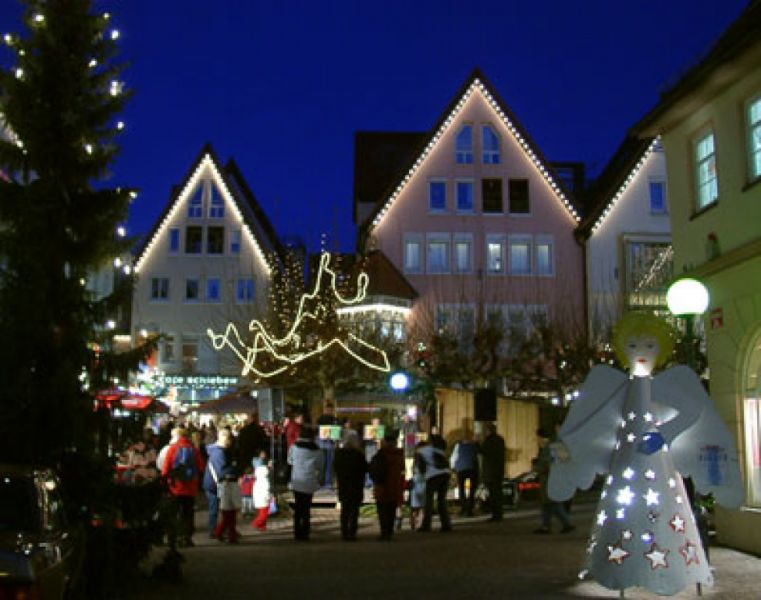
top-left (208, 252), bottom-right (391, 378)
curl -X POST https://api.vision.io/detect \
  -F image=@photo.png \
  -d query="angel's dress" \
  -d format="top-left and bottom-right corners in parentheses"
top-left (550, 365), bottom-right (743, 596)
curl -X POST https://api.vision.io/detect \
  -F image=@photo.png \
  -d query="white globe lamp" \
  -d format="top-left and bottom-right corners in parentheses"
top-left (666, 278), bottom-right (709, 316)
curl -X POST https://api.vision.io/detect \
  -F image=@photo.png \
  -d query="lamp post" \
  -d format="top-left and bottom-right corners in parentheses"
top-left (666, 278), bottom-right (710, 371)
top-left (666, 277), bottom-right (711, 570)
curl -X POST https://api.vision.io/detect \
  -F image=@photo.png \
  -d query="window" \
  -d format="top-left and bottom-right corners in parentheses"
top-left (150, 277), bottom-right (169, 301)
top-left (426, 235), bottom-right (450, 274)
top-left (185, 278), bottom-right (200, 302)
top-left (453, 235), bottom-right (472, 273)
top-left (486, 236), bottom-right (505, 274)
top-left (694, 131), bottom-right (718, 210)
top-left (162, 335), bottom-right (175, 363)
top-left (509, 179), bottom-right (530, 214)
top-left (456, 180), bottom-right (474, 212)
top-left (435, 305), bottom-right (453, 335)
top-left (625, 239), bottom-right (673, 309)
top-left (206, 278), bottom-right (221, 303)
top-left (188, 187), bottom-right (203, 218)
top-left (535, 236), bottom-right (554, 276)
top-left (181, 336), bottom-right (199, 373)
top-left (744, 331), bottom-right (761, 506)
top-left (429, 181), bottom-right (447, 212)
top-left (649, 181), bottom-right (667, 214)
top-left (236, 278), bottom-right (255, 303)
top-left (748, 96), bottom-right (761, 180)
top-left (169, 228), bottom-right (180, 254)
top-left (208, 185), bottom-right (224, 218)
top-left (482, 178), bottom-right (503, 213)
top-left (455, 125), bottom-right (473, 164)
top-left (185, 226), bottom-right (202, 254)
top-left (457, 306), bottom-right (475, 353)
top-left (482, 125), bottom-right (500, 164)
top-left (207, 226), bottom-right (224, 254)
top-left (403, 235), bottom-right (422, 274)
top-left (509, 237), bottom-right (531, 275)
top-left (230, 229), bottom-right (241, 254)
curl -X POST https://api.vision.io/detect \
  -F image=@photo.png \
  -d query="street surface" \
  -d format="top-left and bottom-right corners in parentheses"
top-left (132, 502), bottom-right (760, 600)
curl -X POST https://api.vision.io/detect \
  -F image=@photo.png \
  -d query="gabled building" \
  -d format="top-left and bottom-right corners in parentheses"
top-left (354, 69), bottom-right (585, 350)
top-left (578, 136), bottom-right (672, 341)
top-left (636, 0), bottom-right (761, 554)
top-left (131, 144), bottom-right (280, 404)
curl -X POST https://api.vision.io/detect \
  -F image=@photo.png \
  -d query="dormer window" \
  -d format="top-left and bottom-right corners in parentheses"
top-left (188, 187), bottom-right (203, 218)
top-left (482, 125), bottom-right (500, 164)
top-left (455, 125), bottom-right (473, 164)
top-left (209, 185), bottom-right (224, 218)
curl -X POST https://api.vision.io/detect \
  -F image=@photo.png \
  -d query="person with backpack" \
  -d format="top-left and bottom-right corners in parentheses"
top-left (203, 428), bottom-right (234, 538)
top-left (416, 434), bottom-right (452, 533)
top-left (370, 430), bottom-right (405, 541)
top-left (161, 428), bottom-right (204, 548)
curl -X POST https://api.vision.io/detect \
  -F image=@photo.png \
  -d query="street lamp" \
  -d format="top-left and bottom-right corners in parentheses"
top-left (666, 277), bottom-right (710, 371)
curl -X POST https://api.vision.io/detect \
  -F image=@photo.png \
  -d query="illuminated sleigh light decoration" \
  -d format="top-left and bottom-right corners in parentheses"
top-left (207, 252), bottom-right (391, 378)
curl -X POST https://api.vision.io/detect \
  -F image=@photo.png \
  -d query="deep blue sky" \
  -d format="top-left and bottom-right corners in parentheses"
top-left (3, 1), bottom-right (750, 252)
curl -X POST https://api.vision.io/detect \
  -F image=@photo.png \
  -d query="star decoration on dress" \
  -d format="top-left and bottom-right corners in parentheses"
top-left (622, 530), bottom-right (633, 540)
top-left (643, 412), bottom-right (654, 422)
top-left (679, 541), bottom-right (700, 566)
top-left (617, 485), bottom-right (635, 505)
top-left (627, 411), bottom-right (636, 421)
top-left (644, 488), bottom-right (660, 506)
top-left (647, 511), bottom-right (660, 524)
top-left (607, 543), bottom-right (630, 565)
top-left (645, 469), bottom-right (656, 480)
top-left (597, 509), bottom-right (608, 526)
top-left (627, 433), bottom-right (637, 443)
top-left (616, 508), bottom-right (626, 519)
top-left (622, 467), bottom-right (635, 480)
top-left (578, 569), bottom-right (589, 580)
top-left (640, 531), bottom-right (653, 543)
top-left (586, 539), bottom-right (598, 555)
top-left (668, 478), bottom-right (677, 489)
top-left (615, 441), bottom-right (621, 450)
top-left (620, 420), bottom-right (627, 429)
top-left (644, 543), bottom-right (669, 570)
top-left (670, 514), bottom-right (686, 533)
top-left (675, 495), bottom-right (683, 505)
top-left (606, 475), bottom-right (614, 485)
top-left (600, 490), bottom-right (607, 499)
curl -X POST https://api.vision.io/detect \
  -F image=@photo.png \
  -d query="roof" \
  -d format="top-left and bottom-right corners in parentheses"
top-left (355, 68), bottom-right (581, 250)
top-left (133, 143), bottom-right (280, 272)
top-left (353, 131), bottom-right (426, 224)
top-left (577, 135), bottom-right (658, 239)
top-left (354, 250), bottom-right (417, 301)
top-left (636, 0), bottom-right (761, 136)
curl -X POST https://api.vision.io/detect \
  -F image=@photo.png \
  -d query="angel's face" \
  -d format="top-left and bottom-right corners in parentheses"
top-left (624, 334), bottom-right (660, 377)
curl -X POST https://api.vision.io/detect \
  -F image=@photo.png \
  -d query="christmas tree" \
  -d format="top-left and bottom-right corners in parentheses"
top-left (0, 0), bottom-right (133, 462)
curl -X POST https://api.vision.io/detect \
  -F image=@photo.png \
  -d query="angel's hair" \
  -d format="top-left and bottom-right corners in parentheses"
top-left (612, 312), bottom-right (675, 368)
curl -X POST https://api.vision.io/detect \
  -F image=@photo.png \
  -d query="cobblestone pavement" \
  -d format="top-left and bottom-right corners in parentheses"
top-left (131, 496), bottom-right (761, 600)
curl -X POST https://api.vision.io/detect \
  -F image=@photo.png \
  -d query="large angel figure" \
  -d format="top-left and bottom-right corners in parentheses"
top-left (549, 312), bottom-right (743, 596)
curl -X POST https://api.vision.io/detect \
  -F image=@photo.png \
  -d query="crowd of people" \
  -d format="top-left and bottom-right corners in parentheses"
top-left (112, 408), bottom-right (572, 548)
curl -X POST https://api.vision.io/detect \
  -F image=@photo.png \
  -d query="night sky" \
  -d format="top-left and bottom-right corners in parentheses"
top-left (3, 1), bottom-right (749, 252)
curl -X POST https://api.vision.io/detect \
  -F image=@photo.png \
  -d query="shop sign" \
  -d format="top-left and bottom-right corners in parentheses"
top-left (159, 374), bottom-right (239, 388)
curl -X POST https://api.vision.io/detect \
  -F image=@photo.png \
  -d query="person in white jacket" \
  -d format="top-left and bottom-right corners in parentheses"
top-left (251, 451), bottom-right (271, 531)
top-left (288, 426), bottom-right (324, 541)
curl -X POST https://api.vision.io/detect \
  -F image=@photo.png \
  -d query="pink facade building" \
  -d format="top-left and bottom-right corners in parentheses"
top-left (354, 70), bottom-right (585, 346)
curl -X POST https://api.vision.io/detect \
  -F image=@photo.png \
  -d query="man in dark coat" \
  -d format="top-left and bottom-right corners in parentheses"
top-left (371, 430), bottom-right (405, 540)
top-left (237, 412), bottom-right (266, 470)
top-left (333, 430), bottom-right (367, 540)
top-left (479, 422), bottom-right (506, 522)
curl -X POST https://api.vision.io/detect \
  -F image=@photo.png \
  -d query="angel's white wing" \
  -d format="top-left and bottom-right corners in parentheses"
top-left (549, 365), bottom-right (629, 501)
top-left (653, 366), bottom-right (744, 508)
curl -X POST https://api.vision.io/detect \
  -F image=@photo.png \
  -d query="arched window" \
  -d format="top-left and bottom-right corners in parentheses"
top-left (482, 125), bottom-right (500, 164)
top-left (455, 125), bottom-right (473, 164)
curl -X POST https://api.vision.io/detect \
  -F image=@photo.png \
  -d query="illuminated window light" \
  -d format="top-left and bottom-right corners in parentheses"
top-left (336, 303), bottom-right (411, 317)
